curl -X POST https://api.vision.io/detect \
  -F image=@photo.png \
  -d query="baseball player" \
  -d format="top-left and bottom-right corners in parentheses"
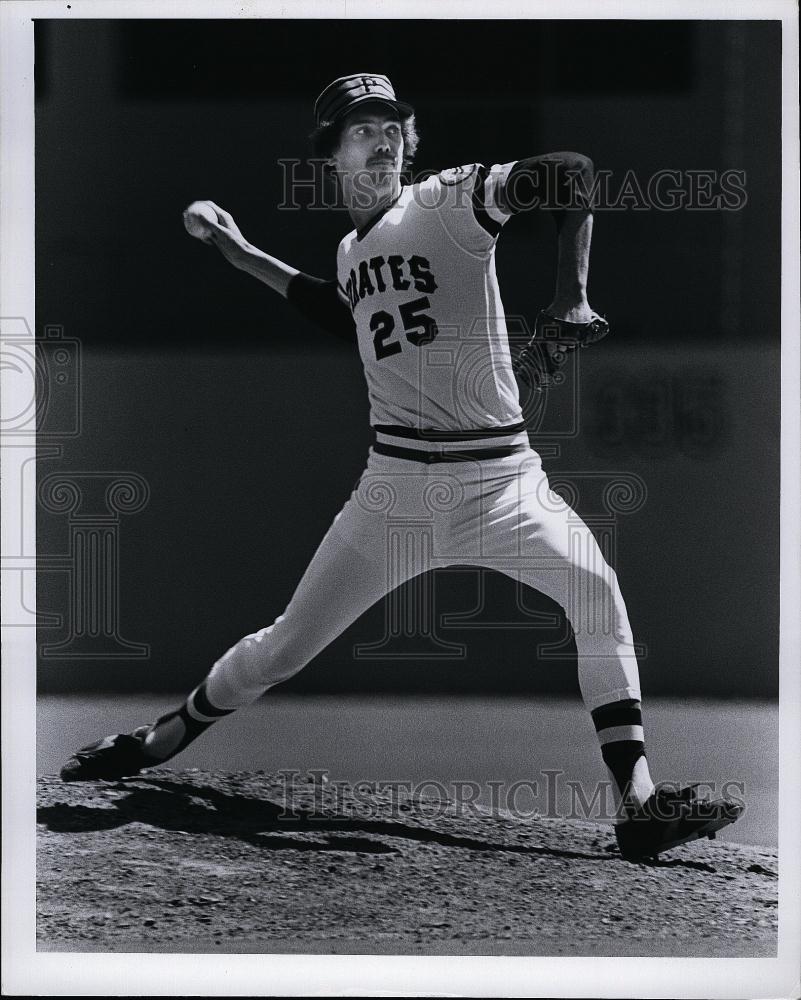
top-left (61, 73), bottom-right (742, 862)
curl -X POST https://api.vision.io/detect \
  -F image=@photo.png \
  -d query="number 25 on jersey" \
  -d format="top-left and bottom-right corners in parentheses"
top-left (370, 296), bottom-right (439, 360)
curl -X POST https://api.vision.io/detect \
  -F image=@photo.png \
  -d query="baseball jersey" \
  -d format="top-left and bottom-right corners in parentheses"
top-left (336, 162), bottom-right (523, 432)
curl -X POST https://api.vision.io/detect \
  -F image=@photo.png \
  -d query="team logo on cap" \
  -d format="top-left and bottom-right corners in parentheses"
top-left (439, 163), bottom-right (479, 186)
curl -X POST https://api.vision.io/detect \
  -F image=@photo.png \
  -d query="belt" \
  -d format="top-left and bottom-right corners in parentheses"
top-left (373, 441), bottom-right (529, 463)
top-left (373, 422), bottom-right (527, 441)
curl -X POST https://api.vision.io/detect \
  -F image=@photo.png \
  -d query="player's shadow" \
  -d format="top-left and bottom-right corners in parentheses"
top-left (36, 776), bottom-right (718, 872)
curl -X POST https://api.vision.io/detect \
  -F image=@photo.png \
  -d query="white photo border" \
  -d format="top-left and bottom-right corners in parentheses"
top-left (1, 1), bottom-right (799, 996)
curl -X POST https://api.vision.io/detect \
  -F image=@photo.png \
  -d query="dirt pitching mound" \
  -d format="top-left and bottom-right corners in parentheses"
top-left (37, 769), bottom-right (778, 956)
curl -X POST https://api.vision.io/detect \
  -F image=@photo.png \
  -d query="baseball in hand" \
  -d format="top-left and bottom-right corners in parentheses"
top-left (183, 201), bottom-right (218, 241)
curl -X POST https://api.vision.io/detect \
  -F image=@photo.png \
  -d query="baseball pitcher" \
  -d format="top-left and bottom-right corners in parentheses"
top-left (61, 73), bottom-right (742, 862)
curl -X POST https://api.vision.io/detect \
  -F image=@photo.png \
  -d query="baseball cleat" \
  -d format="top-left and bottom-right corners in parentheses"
top-left (614, 783), bottom-right (744, 862)
top-left (59, 725), bottom-right (156, 782)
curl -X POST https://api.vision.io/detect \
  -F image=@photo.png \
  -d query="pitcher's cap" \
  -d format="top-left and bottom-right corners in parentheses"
top-left (314, 73), bottom-right (414, 126)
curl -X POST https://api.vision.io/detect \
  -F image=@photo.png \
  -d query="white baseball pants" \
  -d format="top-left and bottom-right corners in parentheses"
top-left (204, 435), bottom-right (642, 714)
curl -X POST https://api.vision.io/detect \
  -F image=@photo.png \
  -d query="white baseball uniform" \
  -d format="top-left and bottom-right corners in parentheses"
top-left (204, 163), bottom-right (642, 714)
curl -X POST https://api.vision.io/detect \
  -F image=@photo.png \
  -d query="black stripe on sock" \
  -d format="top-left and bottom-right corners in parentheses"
top-left (590, 698), bottom-right (643, 733)
top-left (192, 682), bottom-right (235, 719)
top-left (177, 704), bottom-right (214, 744)
top-left (600, 740), bottom-right (646, 797)
top-left (147, 705), bottom-right (218, 762)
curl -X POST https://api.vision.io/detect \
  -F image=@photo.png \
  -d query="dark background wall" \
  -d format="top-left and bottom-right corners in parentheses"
top-left (35, 19), bottom-right (780, 696)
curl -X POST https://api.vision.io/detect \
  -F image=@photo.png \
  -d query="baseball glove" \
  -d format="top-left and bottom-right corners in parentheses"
top-left (513, 309), bottom-right (610, 390)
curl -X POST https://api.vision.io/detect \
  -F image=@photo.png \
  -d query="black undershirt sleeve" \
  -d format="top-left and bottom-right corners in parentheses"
top-left (502, 152), bottom-right (595, 231)
top-left (285, 273), bottom-right (357, 343)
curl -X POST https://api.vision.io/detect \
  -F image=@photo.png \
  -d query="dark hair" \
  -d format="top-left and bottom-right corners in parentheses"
top-left (309, 114), bottom-right (420, 174)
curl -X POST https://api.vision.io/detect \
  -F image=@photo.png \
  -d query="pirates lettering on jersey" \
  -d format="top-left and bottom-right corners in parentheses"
top-left (336, 170), bottom-right (522, 427)
top-left (344, 254), bottom-right (438, 311)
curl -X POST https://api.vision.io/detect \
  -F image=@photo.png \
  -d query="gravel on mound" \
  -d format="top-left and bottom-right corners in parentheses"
top-left (37, 769), bottom-right (778, 956)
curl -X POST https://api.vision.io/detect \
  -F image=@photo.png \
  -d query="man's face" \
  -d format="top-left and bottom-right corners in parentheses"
top-left (329, 103), bottom-right (404, 208)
